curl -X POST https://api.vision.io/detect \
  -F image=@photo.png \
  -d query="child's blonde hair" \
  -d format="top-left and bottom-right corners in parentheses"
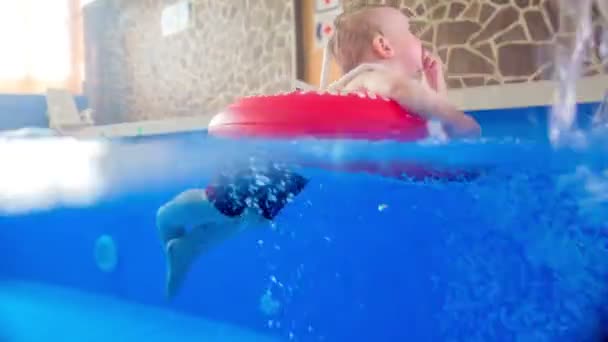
top-left (329, 5), bottom-right (397, 73)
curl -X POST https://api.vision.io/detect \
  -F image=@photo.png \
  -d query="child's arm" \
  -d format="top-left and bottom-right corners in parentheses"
top-left (421, 50), bottom-right (448, 98)
top-left (388, 74), bottom-right (481, 138)
top-left (346, 67), bottom-right (480, 138)
top-left (418, 51), bottom-right (480, 138)
top-left (327, 63), bottom-right (480, 138)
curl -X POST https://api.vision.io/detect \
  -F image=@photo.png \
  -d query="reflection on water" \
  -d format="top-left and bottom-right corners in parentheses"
top-left (0, 136), bottom-right (105, 213)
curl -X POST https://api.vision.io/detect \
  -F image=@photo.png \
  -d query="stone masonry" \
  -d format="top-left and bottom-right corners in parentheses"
top-left (82, 0), bottom-right (605, 123)
top-left (83, 0), bottom-right (295, 123)
top-left (343, 0), bottom-right (607, 88)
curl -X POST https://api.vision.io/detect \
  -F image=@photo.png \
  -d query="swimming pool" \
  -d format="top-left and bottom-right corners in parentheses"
top-left (0, 102), bottom-right (607, 341)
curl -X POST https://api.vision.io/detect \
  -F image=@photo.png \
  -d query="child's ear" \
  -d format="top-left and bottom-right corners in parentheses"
top-left (372, 35), bottom-right (394, 59)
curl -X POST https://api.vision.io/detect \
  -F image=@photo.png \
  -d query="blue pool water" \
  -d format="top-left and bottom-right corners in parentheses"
top-left (1, 103), bottom-right (608, 341)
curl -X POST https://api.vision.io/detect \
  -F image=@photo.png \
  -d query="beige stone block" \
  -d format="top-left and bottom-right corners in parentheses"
top-left (449, 47), bottom-right (496, 74)
top-left (472, 6), bottom-right (520, 44)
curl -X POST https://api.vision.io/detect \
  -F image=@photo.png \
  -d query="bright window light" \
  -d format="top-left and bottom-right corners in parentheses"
top-left (0, 0), bottom-right (76, 86)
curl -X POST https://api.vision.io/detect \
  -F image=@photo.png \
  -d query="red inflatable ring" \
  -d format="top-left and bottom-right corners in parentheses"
top-left (207, 91), bottom-right (480, 182)
top-left (208, 91), bottom-right (428, 141)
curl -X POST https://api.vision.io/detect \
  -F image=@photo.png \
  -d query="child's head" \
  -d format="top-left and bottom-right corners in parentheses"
top-left (329, 5), bottom-right (423, 77)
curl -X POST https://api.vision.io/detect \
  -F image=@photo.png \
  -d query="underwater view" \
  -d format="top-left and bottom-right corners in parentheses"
top-left (0, 100), bottom-right (608, 342)
top-left (0, 0), bottom-right (607, 341)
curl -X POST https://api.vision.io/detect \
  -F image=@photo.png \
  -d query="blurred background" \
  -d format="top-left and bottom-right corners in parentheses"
top-left (0, 0), bottom-right (605, 129)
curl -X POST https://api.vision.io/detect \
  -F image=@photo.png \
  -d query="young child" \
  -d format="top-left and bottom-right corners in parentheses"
top-left (327, 5), bottom-right (481, 138)
top-left (156, 5), bottom-right (481, 299)
top-left (157, 163), bottom-right (308, 298)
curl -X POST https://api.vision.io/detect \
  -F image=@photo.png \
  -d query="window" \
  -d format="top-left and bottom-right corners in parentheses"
top-left (0, 0), bottom-right (83, 94)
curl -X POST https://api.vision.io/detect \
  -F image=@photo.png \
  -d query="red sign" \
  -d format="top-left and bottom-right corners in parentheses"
top-left (314, 13), bottom-right (337, 48)
top-left (315, 0), bottom-right (340, 12)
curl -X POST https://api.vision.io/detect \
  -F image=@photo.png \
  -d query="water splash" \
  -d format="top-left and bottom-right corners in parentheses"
top-left (598, 0), bottom-right (608, 29)
top-left (549, 0), bottom-right (595, 146)
top-left (592, 91), bottom-right (608, 128)
top-left (593, 0), bottom-right (608, 129)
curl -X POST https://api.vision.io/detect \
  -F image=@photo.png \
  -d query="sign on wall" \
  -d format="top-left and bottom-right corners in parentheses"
top-left (315, 0), bottom-right (341, 12)
top-left (161, 0), bottom-right (194, 37)
top-left (313, 0), bottom-right (341, 48)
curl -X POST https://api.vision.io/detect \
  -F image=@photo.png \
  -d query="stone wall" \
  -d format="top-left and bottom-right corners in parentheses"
top-left (342, 0), bottom-right (607, 88)
top-left (83, 0), bottom-right (295, 124)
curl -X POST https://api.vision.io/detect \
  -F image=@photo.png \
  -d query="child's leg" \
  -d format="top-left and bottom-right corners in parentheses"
top-left (157, 164), bottom-right (309, 298)
top-left (156, 189), bottom-right (229, 238)
top-left (164, 221), bottom-right (245, 298)
top-left (157, 189), bottom-right (239, 297)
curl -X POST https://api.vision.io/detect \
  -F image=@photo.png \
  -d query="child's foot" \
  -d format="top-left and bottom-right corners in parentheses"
top-left (164, 221), bottom-right (251, 299)
top-left (165, 237), bottom-right (195, 299)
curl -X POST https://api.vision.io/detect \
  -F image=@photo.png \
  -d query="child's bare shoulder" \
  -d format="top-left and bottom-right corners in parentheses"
top-left (327, 63), bottom-right (394, 93)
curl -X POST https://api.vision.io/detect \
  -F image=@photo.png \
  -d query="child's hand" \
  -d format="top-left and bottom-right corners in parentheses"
top-left (422, 50), bottom-right (447, 96)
